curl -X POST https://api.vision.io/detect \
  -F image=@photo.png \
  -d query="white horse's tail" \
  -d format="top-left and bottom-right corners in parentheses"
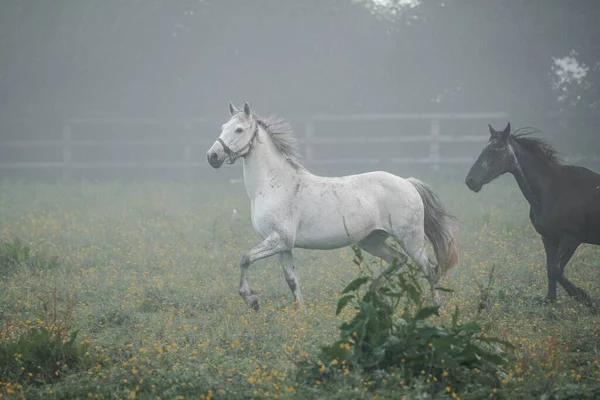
top-left (408, 178), bottom-right (459, 275)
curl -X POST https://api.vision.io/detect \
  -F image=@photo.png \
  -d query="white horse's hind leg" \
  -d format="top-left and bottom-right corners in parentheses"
top-left (359, 231), bottom-right (406, 265)
top-left (278, 251), bottom-right (304, 310)
top-left (359, 231), bottom-right (408, 291)
top-left (397, 229), bottom-right (441, 305)
top-left (239, 232), bottom-right (290, 311)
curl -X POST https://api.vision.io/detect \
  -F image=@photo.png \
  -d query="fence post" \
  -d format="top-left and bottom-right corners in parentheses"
top-left (62, 124), bottom-right (72, 180)
top-left (429, 119), bottom-right (441, 171)
top-left (183, 145), bottom-right (193, 184)
top-left (305, 119), bottom-right (315, 164)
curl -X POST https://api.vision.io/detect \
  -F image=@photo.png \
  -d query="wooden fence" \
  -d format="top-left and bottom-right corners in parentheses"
top-left (302, 112), bottom-right (509, 168)
top-left (0, 112), bottom-right (597, 182)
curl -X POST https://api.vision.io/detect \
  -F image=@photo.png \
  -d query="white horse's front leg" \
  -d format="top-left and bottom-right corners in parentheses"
top-left (239, 232), bottom-right (291, 311)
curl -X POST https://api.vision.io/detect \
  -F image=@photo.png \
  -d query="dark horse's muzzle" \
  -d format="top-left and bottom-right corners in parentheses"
top-left (465, 176), bottom-right (482, 193)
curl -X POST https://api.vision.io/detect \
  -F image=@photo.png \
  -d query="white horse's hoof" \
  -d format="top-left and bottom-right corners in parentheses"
top-left (247, 295), bottom-right (260, 311)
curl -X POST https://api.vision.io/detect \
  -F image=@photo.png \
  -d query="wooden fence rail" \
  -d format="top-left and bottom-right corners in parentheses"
top-left (1, 112), bottom-right (598, 182)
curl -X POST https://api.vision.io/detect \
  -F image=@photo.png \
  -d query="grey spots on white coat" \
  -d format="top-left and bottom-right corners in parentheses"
top-left (293, 182), bottom-right (301, 197)
top-left (342, 215), bottom-right (353, 243)
top-left (332, 188), bottom-right (340, 199)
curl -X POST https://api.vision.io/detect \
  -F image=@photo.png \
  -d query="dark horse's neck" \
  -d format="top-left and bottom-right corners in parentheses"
top-left (509, 140), bottom-right (555, 209)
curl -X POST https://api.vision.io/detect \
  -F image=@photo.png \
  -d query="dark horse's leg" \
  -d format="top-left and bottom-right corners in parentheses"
top-left (541, 236), bottom-right (559, 302)
top-left (552, 235), bottom-right (594, 307)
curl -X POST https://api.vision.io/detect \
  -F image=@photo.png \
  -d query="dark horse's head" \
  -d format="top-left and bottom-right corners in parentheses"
top-left (465, 122), bottom-right (515, 193)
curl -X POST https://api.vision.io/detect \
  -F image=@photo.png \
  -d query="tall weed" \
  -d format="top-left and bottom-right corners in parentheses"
top-left (298, 245), bottom-right (515, 396)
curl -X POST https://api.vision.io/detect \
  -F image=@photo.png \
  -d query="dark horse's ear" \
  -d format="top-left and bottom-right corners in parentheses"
top-left (229, 101), bottom-right (238, 115)
top-left (243, 101), bottom-right (251, 117)
top-left (495, 122), bottom-right (511, 141)
top-left (489, 122), bottom-right (510, 141)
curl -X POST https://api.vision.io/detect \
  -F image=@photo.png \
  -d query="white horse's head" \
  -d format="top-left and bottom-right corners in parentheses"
top-left (207, 101), bottom-right (259, 168)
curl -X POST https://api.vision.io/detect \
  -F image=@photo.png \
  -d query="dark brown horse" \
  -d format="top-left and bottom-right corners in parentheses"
top-left (465, 123), bottom-right (600, 307)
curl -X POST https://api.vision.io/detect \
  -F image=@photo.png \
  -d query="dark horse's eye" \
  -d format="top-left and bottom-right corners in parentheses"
top-left (235, 127), bottom-right (243, 134)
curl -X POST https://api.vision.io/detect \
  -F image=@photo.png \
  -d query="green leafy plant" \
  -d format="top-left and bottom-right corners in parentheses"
top-left (0, 326), bottom-right (91, 385)
top-left (0, 288), bottom-right (96, 385)
top-left (0, 237), bottom-right (30, 275)
top-left (0, 237), bottom-right (59, 276)
top-left (298, 244), bottom-right (515, 395)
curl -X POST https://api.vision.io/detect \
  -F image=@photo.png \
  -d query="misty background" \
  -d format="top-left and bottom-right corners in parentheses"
top-left (1, 0), bottom-right (599, 182)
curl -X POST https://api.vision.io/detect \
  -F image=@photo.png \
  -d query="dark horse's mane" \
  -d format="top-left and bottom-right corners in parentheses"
top-left (511, 127), bottom-right (562, 167)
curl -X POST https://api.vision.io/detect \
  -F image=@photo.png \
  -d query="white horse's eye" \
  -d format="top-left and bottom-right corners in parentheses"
top-left (235, 127), bottom-right (243, 134)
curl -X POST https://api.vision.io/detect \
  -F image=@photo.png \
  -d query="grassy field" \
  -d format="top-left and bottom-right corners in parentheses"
top-left (0, 176), bottom-right (599, 399)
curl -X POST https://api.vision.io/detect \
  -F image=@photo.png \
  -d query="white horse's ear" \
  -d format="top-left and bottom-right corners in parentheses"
top-left (243, 101), bottom-right (251, 117)
top-left (229, 101), bottom-right (238, 115)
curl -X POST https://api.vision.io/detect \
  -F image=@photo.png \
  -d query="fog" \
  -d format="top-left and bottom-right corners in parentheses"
top-left (2, 5), bottom-right (600, 397)
top-left (1, 0), bottom-right (599, 182)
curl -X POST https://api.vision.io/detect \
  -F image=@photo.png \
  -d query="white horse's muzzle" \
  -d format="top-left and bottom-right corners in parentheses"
top-left (207, 141), bottom-right (226, 169)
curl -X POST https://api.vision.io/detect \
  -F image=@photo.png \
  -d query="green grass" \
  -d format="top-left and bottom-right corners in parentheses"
top-left (0, 177), bottom-right (599, 399)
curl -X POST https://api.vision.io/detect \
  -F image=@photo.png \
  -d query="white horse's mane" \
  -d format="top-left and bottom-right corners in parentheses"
top-left (251, 113), bottom-right (306, 170)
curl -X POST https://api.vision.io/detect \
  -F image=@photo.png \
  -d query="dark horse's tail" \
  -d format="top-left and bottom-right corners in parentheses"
top-left (408, 178), bottom-right (459, 275)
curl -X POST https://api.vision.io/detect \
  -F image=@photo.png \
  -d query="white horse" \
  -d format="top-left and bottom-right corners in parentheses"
top-left (206, 102), bottom-right (459, 311)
